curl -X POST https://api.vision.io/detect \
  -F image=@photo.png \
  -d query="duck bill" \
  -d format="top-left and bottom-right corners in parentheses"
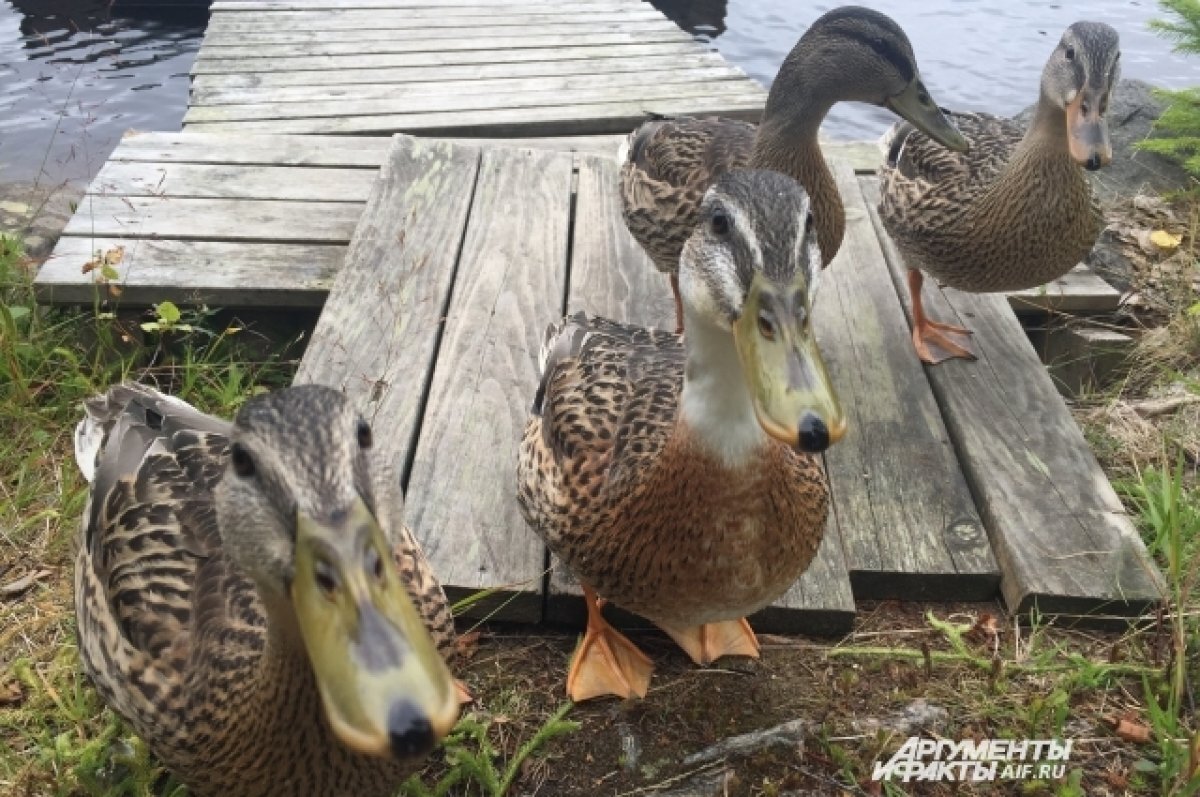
top-left (732, 279), bottom-right (846, 454)
top-left (291, 498), bottom-right (459, 759)
top-left (1066, 91), bottom-right (1111, 170)
top-left (886, 79), bottom-right (969, 153)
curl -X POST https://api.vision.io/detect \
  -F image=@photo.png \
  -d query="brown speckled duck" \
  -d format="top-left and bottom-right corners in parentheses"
top-left (518, 170), bottom-right (845, 702)
top-left (878, 21), bottom-right (1120, 364)
top-left (73, 383), bottom-right (461, 797)
top-left (621, 5), bottom-right (968, 332)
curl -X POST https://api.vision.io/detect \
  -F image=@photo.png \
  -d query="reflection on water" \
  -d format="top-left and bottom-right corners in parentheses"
top-left (650, 0), bottom-right (1200, 140)
top-left (0, 0), bottom-right (204, 187)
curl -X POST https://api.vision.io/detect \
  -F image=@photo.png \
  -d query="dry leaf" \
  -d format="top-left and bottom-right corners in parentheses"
top-left (454, 629), bottom-right (481, 661)
top-left (965, 613), bottom-right (1000, 644)
top-left (104, 245), bottom-right (125, 266)
top-left (1114, 716), bottom-right (1152, 743)
top-left (0, 680), bottom-right (23, 706)
top-left (0, 568), bottom-right (52, 598)
top-left (1150, 230), bottom-right (1183, 251)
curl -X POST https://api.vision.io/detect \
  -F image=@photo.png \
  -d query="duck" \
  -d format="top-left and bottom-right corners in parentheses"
top-left (878, 21), bottom-right (1120, 364)
top-left (620, 5), bottom-right (969, 333)
top-left (72, 383), bottom-right (462, 797)
top-left (518, 170), bottom-right (845, 702)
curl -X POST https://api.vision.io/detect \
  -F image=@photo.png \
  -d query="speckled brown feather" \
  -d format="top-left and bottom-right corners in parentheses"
top-left (879, 110), bottom-right (1102, 292)
top-left (74, 384), bottom-right (455, 797)
top-left (518, 316), bottom-right (829, 626)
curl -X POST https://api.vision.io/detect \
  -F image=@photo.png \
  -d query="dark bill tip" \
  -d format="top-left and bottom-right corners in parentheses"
top-left (797, 414), bottom-right (831, 453)
top-left (388, 700), bottom-right (436, 758)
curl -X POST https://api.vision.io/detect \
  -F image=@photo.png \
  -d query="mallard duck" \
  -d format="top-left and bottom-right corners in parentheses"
top-left (73, 383), bottom-right (461, 797)
top-left (878, 21), bottom-right (1120, 364)
top-left (621, 5), bottom-right (969, 333)
top-left (518, 170), bottom-right (844, 702)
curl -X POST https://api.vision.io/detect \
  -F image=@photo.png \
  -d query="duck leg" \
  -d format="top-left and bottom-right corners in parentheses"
top-left (908, 270), bottom-right (976, 364)
top-left (566, 584), bottom-right (653, 702)
top-left (656, 617), bottom-right (761, 665)
top-left (669, 273), bottom-right (685, 335)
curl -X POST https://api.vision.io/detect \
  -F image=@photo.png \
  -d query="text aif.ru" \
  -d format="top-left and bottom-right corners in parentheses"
top-left (872, 737), bottom-right (1074, 783)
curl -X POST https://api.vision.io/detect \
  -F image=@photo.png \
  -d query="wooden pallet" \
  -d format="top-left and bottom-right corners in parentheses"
top-left (185, 0), bottom-right (769, 136)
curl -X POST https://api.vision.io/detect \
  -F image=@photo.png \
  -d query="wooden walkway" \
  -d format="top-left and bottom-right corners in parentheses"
top-left (184, 0), bottom-right (768, 136)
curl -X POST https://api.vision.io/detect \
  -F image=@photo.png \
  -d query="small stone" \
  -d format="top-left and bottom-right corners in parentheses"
top-left (682, 718), bottom-right (810, 766)
top-left (0, 200), bottom-right (29, 215)
top-left (853, 698), bottom-right (950, 736)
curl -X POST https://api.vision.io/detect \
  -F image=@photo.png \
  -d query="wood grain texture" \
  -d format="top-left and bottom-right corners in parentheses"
top-left (188, 53), bottom-right (734, 89)
top-left (295, 135), bottom-right (488, 606)
top-left (190, 42), bottom-right (711, 75)
top-left (213, 0), bottom-right (645, 10)
top-left (183, 95), bottom-right (765, 137)
top-left (861, 176), bottom-right (1164, 622)
top-left (35, 237), bottom-right (341, 307)
top-left (818, 162), bottom-right (997, 600)
top-left (184, 81), bottom-right (762, 124)
top-left (205, 12), bottom-right (669, 35)
top-left (60, 195), bottom-right (362, 243)
top-left (1007, 264), bottom-right (1121, 316)
top-left (195, 29), bottom-right (693, 60)
top-left (112, 130), bottom-right (393, 166)
top-left (190, 68), bottom-right (748, 107)
top-left (543, 155), bottom-right (855, 634)
top-left (400, 146), bottom-right (575, 623)
top-left (88, 162), bottom-right (375, 202)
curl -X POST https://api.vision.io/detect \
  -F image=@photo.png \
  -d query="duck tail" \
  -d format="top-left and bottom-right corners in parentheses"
top-left (532, 312), bottom-right (590, 415)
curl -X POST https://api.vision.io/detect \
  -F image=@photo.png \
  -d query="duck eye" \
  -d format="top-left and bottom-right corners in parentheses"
top-left (230, 443), bottom-right (255, 478)
top-left (315, 558), bottom-right (339, 598)
top-left (711, 212), bottom-right (730, 237)
top-left (1064, 45), bottom-right (1075, 61)
top-left (356, 419), bottom-right (373, 449)
top-left (366, 546), bottom-right (385, 582)
top-left (757, 312), bottom-right (776, 341)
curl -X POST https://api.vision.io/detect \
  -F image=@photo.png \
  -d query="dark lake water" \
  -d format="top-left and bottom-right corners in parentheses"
top-left (0, 0), bottom-right (1198, 192)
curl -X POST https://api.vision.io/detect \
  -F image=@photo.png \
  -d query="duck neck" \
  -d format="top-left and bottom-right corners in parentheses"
top-left (1010, 91), bottom-right (1076, 172)
top-left (750, 86), bottom-right (843, 265)
top-left (678, 312), bottom-right (768, 469)
top-left (246, 588), bottom-right (324, 725)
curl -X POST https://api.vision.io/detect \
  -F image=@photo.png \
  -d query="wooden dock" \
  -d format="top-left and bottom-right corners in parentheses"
top-left (31, 0), bottom-right (1156, 634)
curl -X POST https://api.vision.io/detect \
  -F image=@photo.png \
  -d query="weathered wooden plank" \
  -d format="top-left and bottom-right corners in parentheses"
top-left (817, 162), bottom-right (997, 600)
top-left (113, 130), bottom-right (393, 166)
top-left (185, 81), bottom-right (764, 124)
top-left (195, 29), bottom-right (693, 61)
top-left (204, 18), bottom-right (679, 42)
top-left (860, 177), bottom-right (1163, 622)
top-left (213, 0), bottom-right (644, 10)
top-left (206, 11), bottom-right (669, 35)
top-left (183, 95), bottom-right (765, 136)
top-left (542, 154), bottom-right (855, 635)
top-left (88, 162), bottom-right (375, 202)
top-left (191, 67), bottom-right (748, 107)
top-left (821, 140), bottom-right (880, 174)
top-left (293, 136), bottom-right (487, 611)
top-left (402, 146), bottom-right (574, 623)
top-left (189, 53), bottom-right (735, 90)
top-left (1007, 264), bottom-right (1121, 316)
top-left (35, 237), bottom-right (341, 307)
top-left (190, 42), bottom-right (710, 75)
top-left (61, 195), bottom-right (362, 243)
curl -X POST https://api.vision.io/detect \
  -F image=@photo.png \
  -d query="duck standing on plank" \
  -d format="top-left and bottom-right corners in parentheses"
top-left (74, 383), bottom-right (462, 797)
top-left (878, 21), bottom-right (1120, 364)
top-left (519, 170), bottom-right (844, 701)
top-left (621, 5), bottom-right (969, 333)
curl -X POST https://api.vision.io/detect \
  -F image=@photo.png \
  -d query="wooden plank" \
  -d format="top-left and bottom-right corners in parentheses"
top-left (184, 81), bottom-right (765, 124)
top-left (402, 146), bottom-right (575, 623)
top-left (113, 130), bottom-right (393, 167)
top-left (860, 177), bottom-right (1163, 622)
top-left (191, 68), bottom-right (748, 107)
top-left (206, 11), bottom-right (669, 34)
top-left (817, 162), bottom-right (997, 600)
top-left (190, 42), bottom-right (710, 75)
top-left (204, 19), bottom-right (679, 42)
top-left (821, 140), bottom-right (880, 174)
top-left (88, 162), bottom-right (375, 202)
top-left (60, 195), bottom-right (361, 243)
top-left (543, 154), bottom-right (855, 635)
top-left (293, 135), bottom-right (487, 610)
top-left (182, 95), bottom-right (765, 136)
top-left (214, 0), bottom-right (647, 10)
top-left (189, 53), bottom-right (735, 90)
top-left (35, 237), bottom-right (341, 307)
top-left (195, 30), bottom-right (693, 60)
top-left (1007, 264), bottom-right (1121, 316)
